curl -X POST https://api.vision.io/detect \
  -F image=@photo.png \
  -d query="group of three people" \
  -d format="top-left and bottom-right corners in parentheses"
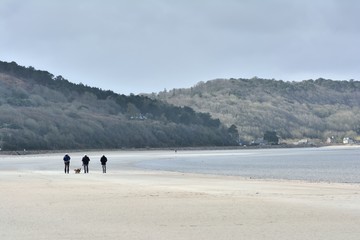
top-left (63, 154), bottom-right (108, 174)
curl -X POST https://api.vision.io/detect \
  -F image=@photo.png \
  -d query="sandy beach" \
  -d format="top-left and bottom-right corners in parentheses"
top-left (1, 150), bottom-right (360, 240)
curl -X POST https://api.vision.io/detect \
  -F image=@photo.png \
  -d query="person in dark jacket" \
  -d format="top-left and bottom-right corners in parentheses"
top-left (82, 155), bottom-right (90, 173)
top-left (63, 154), bottom-right (71, 174)
top-left (100, 155), bottom-right (108, 173)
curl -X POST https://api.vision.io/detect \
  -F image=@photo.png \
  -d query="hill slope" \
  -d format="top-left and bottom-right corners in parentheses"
top-left (152, 78), bottom-right (360, 143)
top-left (0, 61), bottom-right (235, 150)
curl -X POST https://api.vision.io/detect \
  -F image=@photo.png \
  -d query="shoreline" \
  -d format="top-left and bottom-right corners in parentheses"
top-left (1, 143), bottom-right (358, 155)
top-left (1, 167), bottom-right (360, 240)
top-left (1, 150), bottom-right (360, 240)
top-left (1, 146), bottom-right (359, 184)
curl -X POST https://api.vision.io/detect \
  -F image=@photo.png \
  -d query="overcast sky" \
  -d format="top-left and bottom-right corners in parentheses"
top-left (1, 0), bottom-right (359, 95)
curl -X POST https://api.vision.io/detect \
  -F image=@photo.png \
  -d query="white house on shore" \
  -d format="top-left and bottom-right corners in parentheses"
top-left (343, 137), bottom-right (354, 144)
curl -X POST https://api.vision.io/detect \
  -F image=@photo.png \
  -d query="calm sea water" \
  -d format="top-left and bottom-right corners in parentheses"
top-left (136, 147), bottom-right (360, 183)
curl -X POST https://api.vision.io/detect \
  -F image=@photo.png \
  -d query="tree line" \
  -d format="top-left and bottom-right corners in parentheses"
top-left (0, 61), bottom-right (236, 150)
top-left (152, 77), bottom-right (360, 143)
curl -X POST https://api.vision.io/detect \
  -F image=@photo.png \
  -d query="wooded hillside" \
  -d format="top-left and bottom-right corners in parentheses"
top-left (152, 78), bottom-right (360, 143)
top-left (0, 61), bottom-right (236, 150)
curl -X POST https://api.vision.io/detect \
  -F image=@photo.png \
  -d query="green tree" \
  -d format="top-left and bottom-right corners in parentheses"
top-left (264, 131), bottom-right (279, 145)
top-left (228, 124), bottom-right (239, 142)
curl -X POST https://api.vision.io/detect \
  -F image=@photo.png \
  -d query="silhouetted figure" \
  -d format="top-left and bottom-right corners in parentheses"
top-left (82, 155), bottom-right (90, 173)
top-left (100, 155), bottom-right (108, 173)
top-left (63, 154), bottom-right (70, 174)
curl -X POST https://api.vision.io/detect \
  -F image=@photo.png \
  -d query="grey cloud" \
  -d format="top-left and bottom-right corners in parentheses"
top-left (0, 0), bottom-right (359, 94)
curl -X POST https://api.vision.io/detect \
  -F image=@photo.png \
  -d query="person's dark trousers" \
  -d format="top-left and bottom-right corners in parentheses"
top-left (83, 164), bottom-right (89, 173)
top-left (102, 165), bottom-right (106, 173)
top-left (64, 162), bottom-right (70, 174)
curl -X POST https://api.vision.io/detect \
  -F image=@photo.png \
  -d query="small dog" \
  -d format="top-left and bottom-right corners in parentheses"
top-left (74, 168), bottom-right (81, 174)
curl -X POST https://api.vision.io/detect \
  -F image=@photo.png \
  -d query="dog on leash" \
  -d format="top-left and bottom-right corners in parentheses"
top-left (74, 168), bottom-right (81, 174)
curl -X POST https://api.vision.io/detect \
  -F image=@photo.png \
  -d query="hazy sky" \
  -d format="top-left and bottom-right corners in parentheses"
top-left (1, 0), bottom-right (359, 95)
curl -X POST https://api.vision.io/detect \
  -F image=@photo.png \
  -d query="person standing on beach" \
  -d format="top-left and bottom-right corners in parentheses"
top-left (82, 155), bottom-right (90, 173)
top-left (63, 154), bottom-right (70, 174)
top-left (100, 155), bottom-right (108, 173)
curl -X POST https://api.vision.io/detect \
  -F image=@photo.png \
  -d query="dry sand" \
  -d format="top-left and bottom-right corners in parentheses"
top-left (1, 150), bottom-right (360, 240)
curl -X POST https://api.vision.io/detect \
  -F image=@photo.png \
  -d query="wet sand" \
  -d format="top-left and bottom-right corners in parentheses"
top-left (0, 150), bottom-right (360, 240)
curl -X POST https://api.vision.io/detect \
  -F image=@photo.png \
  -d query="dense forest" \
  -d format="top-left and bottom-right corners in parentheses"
top-left (151, 77), bottom-right (360, 143)
top-left (0, 61), bottom-right (236, 151)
